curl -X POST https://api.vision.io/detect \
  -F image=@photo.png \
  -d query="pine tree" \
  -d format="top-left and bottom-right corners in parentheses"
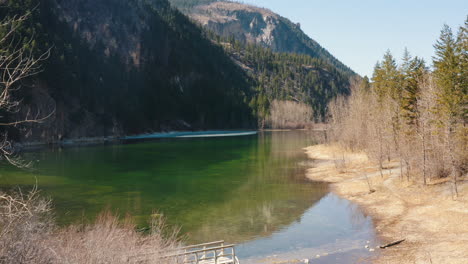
top-left (360, 76), bottom-right (371, 92)
top-left (371, 62), bottom-right (384, 99)
top-left (433, 24), bottom-right (464, 123)
top-left (400, 48), bottom-right (427, 125)
top-left (456, 17), bottom-right (468, 123)
top-left (433, 23), bottom-right (467, 196)
top-left (372, 51), bottom-right (401, 103)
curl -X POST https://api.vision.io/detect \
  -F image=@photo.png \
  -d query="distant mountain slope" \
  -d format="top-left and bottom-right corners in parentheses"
top-left (211, 36), bottom-right (351, 122)
top-left (3, 0), bottom-right (256, 142)
top-left (1, 0), bottom-right (355, 143)
top-left (169, 0), bottom-right (355, 75)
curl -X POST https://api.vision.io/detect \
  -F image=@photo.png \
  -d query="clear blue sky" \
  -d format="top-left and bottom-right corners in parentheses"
top-left (242, 0), bottom-right (467, 77)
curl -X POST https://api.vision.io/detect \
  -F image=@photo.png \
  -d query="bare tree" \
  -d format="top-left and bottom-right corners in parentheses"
top-left (0, 12), bottom-right (51, 165)
top-left (415, 73), bottom-right (436, 185)
top-left (269, 100), bottom-right (313, 129)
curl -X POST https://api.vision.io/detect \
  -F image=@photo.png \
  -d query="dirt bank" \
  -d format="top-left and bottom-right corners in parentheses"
top-left (305, 144), bottom-right (468, 264)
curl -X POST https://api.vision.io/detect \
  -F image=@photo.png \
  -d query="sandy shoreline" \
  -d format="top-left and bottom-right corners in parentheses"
top-left (305, 144), bottom-right (468, 264)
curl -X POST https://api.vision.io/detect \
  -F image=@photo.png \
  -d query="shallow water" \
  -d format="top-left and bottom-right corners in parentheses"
top-left (0, 130), bottom-right (378, 261)
top-left (240, 193), bottom-right (378, 263)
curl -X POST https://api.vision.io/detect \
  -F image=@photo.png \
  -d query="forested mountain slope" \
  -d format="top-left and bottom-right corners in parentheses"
top-left (211, 35), bottom-right (351, 121)
top-left (169, 0), bottom-right (355, 121)
top-left (1, 0), bottom-right (355, 143)
top-left (2, 0), bottom-right (255, 143)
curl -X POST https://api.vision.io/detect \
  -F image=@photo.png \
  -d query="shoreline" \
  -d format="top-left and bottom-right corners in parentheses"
top-left (304, 144), bottom-right (468, 263)
top-left (15, 130), bottom-right (259, 151)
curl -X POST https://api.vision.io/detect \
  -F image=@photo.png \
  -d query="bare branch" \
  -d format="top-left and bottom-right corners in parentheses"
top-left (0, 12), bottom-right (51, 164)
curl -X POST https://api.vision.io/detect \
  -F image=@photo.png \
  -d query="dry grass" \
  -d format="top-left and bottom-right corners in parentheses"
top-left (0, 189), bottom-right (180, 264)
top-left (305, 144), bottom-right (468, 264)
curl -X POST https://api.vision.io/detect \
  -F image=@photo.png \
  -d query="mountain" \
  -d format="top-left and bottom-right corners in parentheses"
top-left (2, 0), bottom-right (256, 143)
top-left (1, 0), bottom-right (355, 144)
top-left (169, 0), bottom-right (354, 119)
top-left (169, 0), bottom-right (355, 75)
top-left (213, 36), bottom-right (352, 122)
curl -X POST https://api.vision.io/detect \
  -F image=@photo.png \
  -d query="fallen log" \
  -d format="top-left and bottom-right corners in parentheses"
top-left (379, 239), bottom-right (405, 249)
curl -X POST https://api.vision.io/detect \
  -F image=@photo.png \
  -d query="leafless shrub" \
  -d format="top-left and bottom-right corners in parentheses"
top-left (0, 187), bottom-right (55, 264)
top-left (53, 211), bottom-right (180, 264)
top-left (268, 100), bottom-right (313, 129)
top-left (0, 189), bottom-right (179, 264)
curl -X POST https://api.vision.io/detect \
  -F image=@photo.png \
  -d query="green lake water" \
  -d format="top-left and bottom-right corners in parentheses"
top-left (0, 131), bottom-right (378, 262)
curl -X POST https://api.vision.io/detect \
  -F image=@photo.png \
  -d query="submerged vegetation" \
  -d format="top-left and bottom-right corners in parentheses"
top-left (327, 18), bottom-right (467, 194)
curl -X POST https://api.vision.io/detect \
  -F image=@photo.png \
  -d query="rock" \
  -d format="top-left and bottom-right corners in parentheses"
top-left (369, 248), bottom-right (375, 252)
top-left (303, 258), bottom-right (309, 263)
top-left (365, 245), bottom-right (369, 248)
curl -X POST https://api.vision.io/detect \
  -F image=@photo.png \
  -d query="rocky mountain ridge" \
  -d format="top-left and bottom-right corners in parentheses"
top-left (171, 0), bottom-right (354, 75)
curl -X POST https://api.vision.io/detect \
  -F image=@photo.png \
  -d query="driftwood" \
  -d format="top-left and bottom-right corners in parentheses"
top-left (379, 239), bottom-right (405, 249)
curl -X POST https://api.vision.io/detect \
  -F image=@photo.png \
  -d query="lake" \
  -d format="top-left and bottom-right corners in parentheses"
top-left (0, 130), bottom-right (378, 263)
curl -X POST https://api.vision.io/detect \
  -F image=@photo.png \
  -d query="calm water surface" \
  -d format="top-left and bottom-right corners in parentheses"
top-left (0, 131), bottom-right (378, 262)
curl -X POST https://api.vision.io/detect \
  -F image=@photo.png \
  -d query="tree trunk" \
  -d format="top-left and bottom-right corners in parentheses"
top-left (422, 123), bottom-right (427, 185)
top-left (446, 125), bottom-right (458, 197)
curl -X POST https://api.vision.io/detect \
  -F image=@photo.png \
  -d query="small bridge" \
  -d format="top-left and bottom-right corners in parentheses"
top-left (162, 240), bottom-right (240, 264)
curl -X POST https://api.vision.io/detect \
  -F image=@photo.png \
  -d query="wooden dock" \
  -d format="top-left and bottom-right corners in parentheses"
top-left (162, 240), bottom-right (240, 264)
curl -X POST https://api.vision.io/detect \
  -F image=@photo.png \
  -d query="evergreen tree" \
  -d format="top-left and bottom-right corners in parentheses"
top-left (433, 24), bottom-right (464, 123)
top-left (432, 21), bottom-right (467, 196)
top-left (456, 17), bottom-right (468, 123)
top-left (400, 48), bottom-right (427, 125)
top-left (372, 51), bottom-right (401, 103)
top-left (372, 62), bottom-right (384, 98)
top-left (360, 76), bottom-right (371, 92)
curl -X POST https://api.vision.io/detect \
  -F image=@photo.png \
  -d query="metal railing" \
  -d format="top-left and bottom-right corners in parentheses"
top-left (163, 240), bottom-right (239, 264)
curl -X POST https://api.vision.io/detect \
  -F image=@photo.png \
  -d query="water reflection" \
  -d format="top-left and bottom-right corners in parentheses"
top-left (0, 131), bottom-right (328, 245)
top-left (0, 131), bottom-right (378, 261)
top-left (239, 194), bottom-right (379, 263)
